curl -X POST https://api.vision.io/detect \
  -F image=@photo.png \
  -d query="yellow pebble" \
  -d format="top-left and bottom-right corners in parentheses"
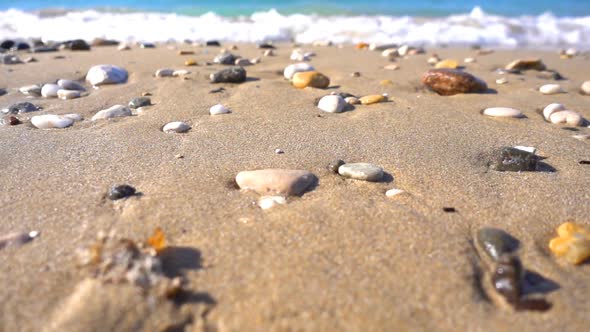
top-left (355, 42), bottom-right (369, 49)
top-left (359, 94), bottom-right (386, 105)
top-left (435, 59), bottom-right (459, 69)
top-left (549, 222), bottom-right (590, 264)
top-left (292, 71), bottom-right (330, 89)
top-left (564, 235), bottom-right (590, 264)
top-left (549, 236), bottom-right (570, 256)
top-left (380, 79), bottom-right (393, 85)
top-left (185, 59), bottom-right (197, 66)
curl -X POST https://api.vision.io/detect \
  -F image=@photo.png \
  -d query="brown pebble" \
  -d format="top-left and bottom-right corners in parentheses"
top-left (8, 116), bottom-right (20, 125)
top-left (178, 50), bottom-right (194, 55)
top-left (505, 58), bottom-right (546, 71)
top-left (422, 69), bottom-right (488, 96)
top-left (142, 92), bottom-right (152, 96)
top-left (292, 71), bottom-right (330, 89)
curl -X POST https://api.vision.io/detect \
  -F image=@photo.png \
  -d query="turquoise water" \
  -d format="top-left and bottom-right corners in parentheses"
top-left (2, 0), bottom-right (590, 17)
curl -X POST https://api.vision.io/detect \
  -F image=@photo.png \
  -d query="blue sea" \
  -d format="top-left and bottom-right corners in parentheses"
top-left (1, 0), bottom-right (590, 47)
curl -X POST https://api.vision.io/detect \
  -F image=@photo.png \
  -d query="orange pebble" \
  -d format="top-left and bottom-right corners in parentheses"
top-left (355, 42), bottom-right (369, 49)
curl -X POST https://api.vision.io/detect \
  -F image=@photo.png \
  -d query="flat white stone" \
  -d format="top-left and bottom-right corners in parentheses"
top-left (86, 65), bottom-right (128, 86)
top-left (283, 63), bottom-right (315, 80)
top-left (57, 89), bottom-right (81, 100)
top-left (543, 103), bottom-right (566, 120)
top-left (91, 105), bottom-right (132, 121)
top-left (162, 121), bottom-right (191, 133)
top-left (514, 146), bottom-right (537, 154)
top-left (495, 77), bottom-right (508, 85)
top-left (549, 110), bottom-right (583, 126)
top-left (172, 69), bottom-right (190, 76)
top-left (57, 79), bottom-right (86, 91)
top-left (482, 107), bottom-right (523, 118)
top-left (385, 189), bottom-right (405, 197)
top-left (317, 95), bottom-right (345, 113)
top-left (209, 104), bottom-right (231, 115)
top-left (41, 84), bottom-right (60, 98)
top-left (19, 84), bottom-right (42, 96)
top-left (581, 81), bottom-right (590, 95)
top-left (31, 114), bottom-right (74, 129)
top-left (155, 69), bottom-right (174, 77)
top-left (258, 196), bottom-right (287, 210)
top-left (236, 169), bottom-right (315, 196)
top-left (539, 84), bottom-right (564, 95)
top-left (338, 163), bottom-right (384, 182)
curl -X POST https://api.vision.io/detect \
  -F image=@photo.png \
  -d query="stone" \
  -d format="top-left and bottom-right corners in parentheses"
top-left (345, 97), bottom-right (359, 104)
top-left (178, 50), bottom-right (194, 55)
top-left (0, 231), bottom-right (39, 250)
top-left (91, 38), bottom-right (119, 46)
top-left (235, 58), bottom-right (252, 66)
top-left (206, 40), bottom-right (221, 47)
top-left (108, 185), bottom-right (136, 200)
top-left (257, 43), bottom-right (275, 49)
top-left (543, 103), bottom-right (566, 120)
top-left (86, 65), bottom-right (128, 86)
top-left (172, 70), bottom-right (190, 76)
top-left (31, 46), bottom-right (58, 53)
top-left (3, 116), bottom-right (20, 125)
top-left (464, 57), bottom-right (476, 63)
top-left (61, 39), bottom-right (90, 51)
top-left (31, 114), bottom-right (74, 129)
top-left (384, 64), bottom-right (400, 70)
top-left (162, 121), bottom-right (191, 133)
top-left (283, 63), bottom-right (315, 80)
top-left (385, 189), bottom-right (405, 197)
top-left (492, 147), bottom-right (538, 172)
top-left (427, 55), bottom-right (440, 65)
top-left (57, 89), bottom-right (81, 100)
top-left (359, 95), bottom-right (386, 105)
top-left (580, 81), bottom-right (590, 95)
top-left (476, 228), bottom-right (519, 261)
top-left (381, 48), bottom-right (398, 57)
top-left (214, 53), bottom-right (238, 65)
top-left (139, 42), bottom-right (156, 48)
top-left (380, 80), bottom-right (393, 86)
top-left (537, 70), bottom-right (564, 80)
top-left (327, 159), bottom-right (345, 173)
top-left (0, 54), bottom-right (22, 64)
top-left (505, 59), bottom-right (546, 71)
top-left (41, 84), bottom-right (60, 98)
top-left (422, 69), bottom-right (488, 96)
top-left (117, 43), bottom-right (131, 51)
top-left (317, 95), bottom-right (345, 113)
top-left (435, 59), bottom-right (459, 69)
top-left (263, 49), bottom-right (275, 56)
top-left (129, 97), bottom-right (151, 109)
top-left (21, 84), bottom-right (42, 96)
top-left (292, 71), bottom-right (330, 89)
top-left (185, 59), bottom-right (197, 66)
top-left (549, 222), bottom-right (590, 264)
top-left (355, 42), bottom-right (369, 49)
top-left (91, 105), bottom-right (132, 121)
top-left (0, 88), bottom-right (5, 96)
top-left (0, 40), bottom-right (14, 49)
top-left (209, 104), bottom-right (231, 115)
top-left (338, 163), bottom-right (384, 182)
top-left (539, 84), bottom-right (563, 95)
top-left (258, 196), bottom-right (287, 210)
top-left (397, 45), bottom-right (409, 56)
top-left (155, 69), bottom-right (174, 77)
top-left (57, 79), bottom-right (86, 91)
top-left (549, 110), bottom-right (583, 126)
top-left (495, 77), bottom-right (508, 85)
top-left (210, 67), bottom-right (246, 83)
top-left (251, 57), bottom-right (261, 64)
top-left (63, 113), bottom-right (83, 121)
top-left (482, 107), bottom-right (523, 118)
top-left (235, 169), bottom-right (316, 196)
top-left (2, 102), bottom-right (38, 114)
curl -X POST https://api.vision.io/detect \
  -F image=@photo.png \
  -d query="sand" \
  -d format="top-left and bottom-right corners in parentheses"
top-left (0, 43), bottom-right (589, 332)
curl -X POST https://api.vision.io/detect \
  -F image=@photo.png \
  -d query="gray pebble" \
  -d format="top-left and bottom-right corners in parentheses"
top-left (476, 227), bottom-right (519, 262)
top-left (338, 163), bottom-right (384, 182)
top-left (1, 102), bottom-right (39, 114)
top-left (210, 66), bottom-right (247, 83)
top-left (128, 97), bottom-right (151, 109)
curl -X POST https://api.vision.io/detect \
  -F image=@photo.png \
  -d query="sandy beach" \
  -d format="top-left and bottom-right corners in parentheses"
top-left (1, 43), bottom-right (589, 331)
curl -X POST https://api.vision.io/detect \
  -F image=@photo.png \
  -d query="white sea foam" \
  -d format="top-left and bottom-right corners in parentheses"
top-left (1, 7), bottom-right (589, 48)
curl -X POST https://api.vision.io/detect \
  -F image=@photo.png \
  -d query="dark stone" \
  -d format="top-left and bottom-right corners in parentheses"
top-left (327, 159), bottom-right (345, 173)
top-left (422, 69), bottom-right (488, 96)
top-left (210, 67), bottom-right (247, 83)
top-left (7, 116), bottom-right (20, 125)
top-left (492, 254), bottom-right (523, 305)
top-left (476, 228), bottom-right (520, 261)
top-left (91, 38), bottom-right (120, 46)
top-left (0, 54), bottom-right (22, 65)
top-left (257, 43), bottom-right (275, 49)
top-left (31, 46), bottom-right (58, 53)
top-left (11, 42), bottom-right (30, 51)
top-left (493, 147), bottom-right (538, 172)
top-left (140, 42), bottom-right (156, 48)
top-left (0, 88), bottom-right (6, 96)
top-left (214, 53), bottom-right (238, 65)
top-left (0, 40), bottom-right (15, 50)
top-left (128, 97), bottom-right (151, 109)
top-left (443, 207), bottom-right (456, 213)
top-left (206, 40), bottom-right (221, 47)
top-left (2, 102), bottom-right (39, 114)
top-left (579, 160), bottom-right (590, 165)
top-left (108, 185), bottom-right (136, 200)
top-left (67, 39), bottom-right (91, 51)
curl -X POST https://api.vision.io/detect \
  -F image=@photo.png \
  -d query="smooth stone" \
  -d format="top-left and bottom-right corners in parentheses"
top-left (86, 65), bottom-right (128, 86)
top-left (2, 102), bottom-right (38, 114)
top-left (317, 95), bottom-right (345, 113)
top-left (338, 163), bottom-right (383, 182)
top-left (235, 58), bottom-right (252, 66)
top-left (359, 95), bottom-right (386, 105)
top-left (344, 96), bottom-right (359, 104)
top-left (235, 169), bottom-right (316, 196)
top-left (214, 53), bottom-right (237, 65)
top-left (19, 84), bottom-right (42, 96)
top-left (263, 49), bottom-right (275, 56)
top-left (172, 69), bottom-right (190, 76)
top-left (0, 231), bottom-right (39, 250)
top-left (549, 110), bottom-right (583, 126)
top-left (476, 228), bottom-right (520, 261)
top-left (155, 69), bottom-right (174, 77)
top-left (384, 64), bottom-right (400, 70)
top-left (63, 113), bottom-right (83, 121)
top-left (185, 59), bottom-right (197, 66)
top-left (91, 105), bottom-right (132, 121)
top-left (31, 114), bottom-right (74, 129)
top-left (513, 146), bottom-right (536, 154)
top-left (108, 184), bottom-right (136, 200)
top-left (435, 59), bottom-right (459, 69)
top-left (258, 196), bottom-right (287, 210)
top-left (422, 69), bottom-right (488, 96)
top-left (580, 81), bottom-right (590, 95)
top-left (0, 54), bottom-right (22, 64)
top-left (64, 39), bottom-right (91, 51)
top-left (57, 89), bottom-right (81, 100)
top-left (91, 38), bottom-right (119, 46)
top-left (162, 121), bottom-right (191, 133)
top-left (283, 63), bottom-right (315, 80)
top-left (493, 147), bottom-right (538, 172)
top-left (385, 188), bottom-right (405, 197)
top-left (178, 50), bottom-right (195, 55)
top-left (41, 84), bottom-right (60, 98)
top-left (57, 79), bottom-right (86, 91)
top-left (397, 45), bottom-right (409, 56)
top-left (539, 84), bottom-right (564, 95)
top-left (495, 77), bottom-right (508, 85)
top-left (505, 58), bottom-right (546, 71)
top-left (210, 67), bottom-right (246, 83)
top-left (292, 71), bottom-right (330, 89)
top-left (128, 97), bottom-right (151, 109)
top-left (209, 104), bottom-right (231, 115)
top-left (482, 107), bottom-right (523, 118)
top-left (206, 40), bottom-right (221, 47)
top-left (0, 88), bottom-right (5, 96)
top-left (543, 103), bottom-right (566, 120)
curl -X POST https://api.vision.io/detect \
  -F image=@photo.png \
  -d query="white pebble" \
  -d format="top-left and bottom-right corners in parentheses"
top-left (513, 146), bottom-right (537, 154)
top-left (163, 121), bottom-right (191, 133)
top-left (539, 84), bottom-right (564, 95)
top-left (91, 105), bottom-right (132, 121)
top-left (275, 149), bottom-right (284, 154)
top-left (209, 104), bottom-right (231, 115)
top-left (251, 57), bottom-right (261, 64)
top-left (19, 84), bottom-right (42, 96)
top-left (385, 189), bottom-right (405, 198)
top-left (283, 63), bottom-right (315, 80)
top-left (381, 48), bottom-right (397, 57)
top-left (31, 114), bottom-right (74, 129)
top-left (464, 57), bottom-right (476, 63)
top-left (57, 89), bottom-right (81, 100)
top-left (482, 107), bottom-right (523, 118)
top-left (317, 95), bottom-right (345, 113)
top-left (427, 56), bottom-right (440, 65)
top-left (41, 84), bottom-right (60, 98)
top-left (549, 110), bottom-right (584, 126)
top-left (63, 113), bottom-right (83, 121)
top-left (397, 45), bottom-right (409, 56)
top-left (258, 196), bottom-right (287, 210)
top-left (263, 49), bottom-right (275, 56)
top-left (543, 103), bottom-right (566, 120)
top-left (86, 64), bottom-right (128, 86)
top-left (172, 70), bottom-right (190, 76)
top-left (581, 81), bottom-right (590, 95)
top-left (495, 77), bottom-right (508, 85)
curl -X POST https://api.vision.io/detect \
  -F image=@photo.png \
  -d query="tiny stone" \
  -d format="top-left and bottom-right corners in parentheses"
top-left (443, 207), bottom-right (456, 213)
top-left (258, 196), bottom-right (287, 210)
top-left (513, 146), bottom-right (536, 154)
top-left (57, 89), bottom-right (81, 100)
top-left (129, 97), bottom-right (151, 109)
top-left (351, 71), bottom-right (361, 77)
top-left (327, 159), bottom-right (345, 173)
top-left (257, 43), bottom-right (275, 49)
top-left (344, 96), bottom-right (359, 104)
top-left (493, 147), bottom-right (538, 172)
top-left (359, 95), bottom-right (386, 105)
top-left (549, 110), bottom-right (583, 126)
top-left (214, 53), bottom-right (238, 65)
top-left (275, 149), bottom-right (284, 154)
top-left (172, 69), bottom-right (190, 76)
top-left (210, 67), bottom-right (246, 83)
top-left (177, 50), bottom-right (194, 55)
top-left (142, 92), bottom-right (152, 96)
top-left (162, 121), bottom-right (191, 133)
top-left (580, 81), bottom-right (590, 95)
top-left (251, 57), bottom-right (261, 64)
top-left (155, 69), bottom-right (174, 77)
top-left (263, 49), bottom-right (275, 56)
top-left (338, 163), bottom-right (384, 182)
top-left (185, 59), bottom-right (197, 66)
top-left (175, 154), bottom-right (184, 159)
top-left (19, 85), bottom-right (42, 96)
top-left (384, 64), bottom-right (399, 70)
top-left (5, 116), bottom-right (20, 125)
top-left (209, 104), bottom-right (231, 115)
top-left (495, 77), bottom-right (508, 85)
top-left (435, 59), bottom-right (459, 69)
top-left (464, 57), bottom-right (476, 63)
top-left (292, 71), bottom-right (330, 89)
top-left (108, 185), bottom-right (136, 200)
top-left (579, 160), bottom-right (590, 165)
top-left (0, 231), bottom-right (39, 250)
top-left (283, 63), bottom-right (315, 80)
top-left (206, 40), bottom-right (221, 47)
top-left (139, 42), bottom-right (155, 48)
top-left (505, 58), bottom-right (546, 71)
top-left (117, 43), bottom-right (131, 51)
top-left (57, 79), bottom-right (86, 91)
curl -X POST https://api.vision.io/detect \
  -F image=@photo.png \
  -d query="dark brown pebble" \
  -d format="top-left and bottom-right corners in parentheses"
top-left (579, 160), bottom-right (590, 165)
top-left (421, 69), bottom-right (488, 96)
top-left (8, 116), bottom-right (20, 125)
top-left (108, 185), bottom-right (136, 200)
top-left (443, 207), bottom-right (456, 212)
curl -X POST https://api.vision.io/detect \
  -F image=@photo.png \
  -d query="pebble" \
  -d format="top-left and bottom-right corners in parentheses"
top-left (206, 40), bottom-right (221, 47)
top-left (542, 103), bottom-right (566, 120)
top-left (19, 84), bottom-right (42, 96)
top-left (3, 116), bottom-right (20, 125)
top-left (580, 81), bottom-right (590, 95)
top-left (327, 159), bottom-right (345, 173)
top-left (0, 231), bottom-right (40, 250)
top-left (209, 104), bottom-right (231, 115)
top-left (257, 43), bottom-right (275, 49)
top-left (275, 149), bottom-right (284, 154)
top-left (381, 48), bottom-right (398, 57)
top-left (513, 146), bottom-right (536, 154)
top-left (23, 57), bottom-right (36, 63)
top-left (210, 67), bottom-right (247, 83)
top-left (57, 89), bottom-right (81, 100)
top-left (317, 95), bottom-right (345, 113)
top-left (549, 222), bottom-right (590, 264)
top-left (384, 64), bottom-right (399, 70)
top-left (86, 65), bottom-right (128, 86)
top-left (427, 54), bottom-right (440, 65)
top-left (108, 185), bottom-right (136, 200)
top-left (435, 59), bottom-right (459, 69)
top-left (338, 163), bottom-right (384, 182)
top-left (385, 189), bottom-right (405, 197)
top-left (258, 196), bottom-right (287, 210)
top-left (31, 46), bottom-right (58, 53)
top-left (235, 169), bottom-right (316, 196)
top-left (185, 59), bottom-right (197, 66)
top-left (549, 110), bottom-right (583, 126)
top-left (129, 97), bottom-right (151, 109)
top-left (292, 71), bottom-right (330, 89)
top-left (63, 113), bottom-right (83, 121)
top-left (263, 49), bottom-right (275, 56)
top-left (155, 69), bottom-right (174, 77)
top-left (139, 42), bottom-right (155, 48)
top-left (162, 121), bottom-right (191, 133)
top-left (235, 58), bottom-right (253, 66)
top-left (0, 88), bottom-right (5, 96)
top-left (539, 84), bottom-right (564, 95)
top-left (214, 53), bottom-right (238, 65)
top-left (491, 254), bottom-right (523, 306)
top-left (91, 105), bottom-right (132, 121)
top-left (178, 50), bottom-right (194, 55)
top-left (251, 57), bottom-right (261, 64)
top-left (172, 69), bottom-right (190, 76)
top-left (422, 69), bottom-right (488, 96)
top-left (283, 63), bottom-right (315, 80)
top-left (482, 107), bottom-right (524, 118)
top-left (344, 96), bottom-right (359, 104)
top-left (492, 147), bottom-right (537, 172)
top-left (505, 58), bottom-right (546, 71)
top-left (464, 57), bottom-right (476, 63)
top-left (31, 114), bottom-right (74, 129)
top-left (0, 54), bottom-right (22, 64)
top-left (57, 79), bottom-right (86, 91)
top-left (63, 39), bottom-right (91, 51)
top-left (2, 102), bottom-right (38, 114)
top-left (476, 228), bottom-right (519, 261)
top-left (495, 77), bottom-right (508, 85)
top-left (359, 94), bottom-right (386, 105)
top-left (380, 80), bottom-right (393, 85)
top-left (41, 84), bottom-right (60, 98)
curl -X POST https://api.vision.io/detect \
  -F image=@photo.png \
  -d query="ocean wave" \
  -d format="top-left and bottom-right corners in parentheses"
top-left (1, 7), bottom-right (589, 48)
